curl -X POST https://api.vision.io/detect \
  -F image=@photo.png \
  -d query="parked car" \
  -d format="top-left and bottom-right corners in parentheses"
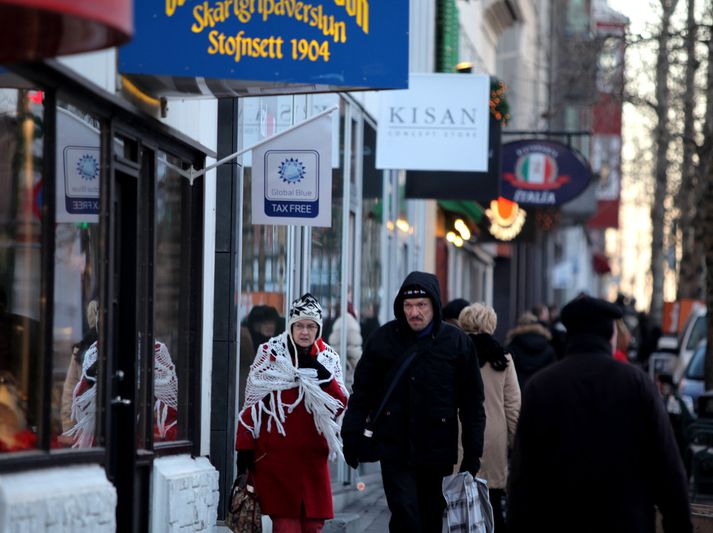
top-left (673, 306), bottom-right (707, 384)
top-left (678, 340), bottom-right (707, 415)
top-left (647, 336), bottom-right (678, 384)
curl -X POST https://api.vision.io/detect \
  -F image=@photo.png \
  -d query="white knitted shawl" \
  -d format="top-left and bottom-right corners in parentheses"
top-left (238, 332), bottom-right (348, 461)
top-left (63, 341), bottom-right (98, 448)
top-left (63, 340), bottom-right (178, 447)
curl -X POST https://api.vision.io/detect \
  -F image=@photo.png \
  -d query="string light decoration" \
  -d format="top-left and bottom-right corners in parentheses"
top-left (490, 79), bottom-right (511, 126)
top-left (485, 196), bottom-right (526, 241)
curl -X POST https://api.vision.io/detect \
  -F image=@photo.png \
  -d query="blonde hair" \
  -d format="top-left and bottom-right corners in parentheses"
top-left (86, 300), bottom-right (99, 330)
top-left (458, 303), bottom-right (497, 335)
top-left (615, 318), bottom-right (631, 352)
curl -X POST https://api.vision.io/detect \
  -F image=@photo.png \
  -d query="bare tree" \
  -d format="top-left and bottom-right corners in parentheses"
top-left (698, 8), bottom-right (713, 390)
top-left (649, 0), bottom-right (680, 326)
top-left (676, 0), bottom-right (705, 301)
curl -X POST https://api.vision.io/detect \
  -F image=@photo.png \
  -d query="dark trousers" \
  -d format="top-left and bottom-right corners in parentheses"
top-left (380, 461), bottom-right (448, 533)
top-left (490, 488), bottom-right (507, 532)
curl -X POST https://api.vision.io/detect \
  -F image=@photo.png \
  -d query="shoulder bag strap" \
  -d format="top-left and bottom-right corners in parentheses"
top-left (366, 350), bottom-right (418, 429)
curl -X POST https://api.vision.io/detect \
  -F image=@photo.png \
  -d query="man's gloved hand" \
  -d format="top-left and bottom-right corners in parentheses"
top-left (298, 352), bottom-right (331, 381)
top-left (459, 458), bottom-right (481, 477)
top-left (342, 432), bottom-right (360, 470)
top-left (236, 449), bottom-right (255, 475)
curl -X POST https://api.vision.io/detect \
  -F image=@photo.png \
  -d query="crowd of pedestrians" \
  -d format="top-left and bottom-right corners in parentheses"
top-left (233, 274), bottom-right (693, 533)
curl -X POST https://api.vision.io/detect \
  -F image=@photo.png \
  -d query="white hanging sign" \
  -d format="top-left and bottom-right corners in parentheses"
top-left (376, 73), bottom-right (490, 172)
top-left (251, 112), bottom-right (332, 227)
top-left (56, 108), bottom-right (101, 223)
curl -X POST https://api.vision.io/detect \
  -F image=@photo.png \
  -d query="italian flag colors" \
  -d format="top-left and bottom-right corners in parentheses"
top-left (520, 154), bottom-right (555, 184)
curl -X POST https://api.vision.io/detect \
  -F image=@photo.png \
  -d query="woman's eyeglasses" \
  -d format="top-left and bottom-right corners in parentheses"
top-left (293, 323), bottom-right (319, 332)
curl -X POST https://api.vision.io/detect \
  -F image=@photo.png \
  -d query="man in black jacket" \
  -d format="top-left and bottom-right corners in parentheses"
top-left (508, 295), bottom-right (692, 533)
top-left (342, 271), bottom-right (485, 533)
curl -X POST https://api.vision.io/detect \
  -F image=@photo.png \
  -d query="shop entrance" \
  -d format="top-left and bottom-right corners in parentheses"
top-left (107, 163), bottom-right (151, 532)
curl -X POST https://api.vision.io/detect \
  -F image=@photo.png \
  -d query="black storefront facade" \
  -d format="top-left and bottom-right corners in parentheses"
top-left (0, 61), bottom-right (214, 532)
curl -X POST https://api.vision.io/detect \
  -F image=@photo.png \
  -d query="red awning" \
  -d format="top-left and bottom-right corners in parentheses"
top-left (0, 0), bottom-right (132, 63)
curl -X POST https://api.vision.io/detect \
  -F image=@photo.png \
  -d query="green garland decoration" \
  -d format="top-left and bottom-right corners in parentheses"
top-left (490, 79), bottom-right (511, 126)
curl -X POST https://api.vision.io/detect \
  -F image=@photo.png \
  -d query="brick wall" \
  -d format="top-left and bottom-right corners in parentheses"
top-left (0, 464), bottom-right (116, 532)
top-left (151, 455), bottom-right (219, 532)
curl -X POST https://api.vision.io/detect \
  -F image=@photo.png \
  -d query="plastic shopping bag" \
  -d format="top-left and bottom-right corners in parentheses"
top-left (441, 472), bottom-right (494, 533)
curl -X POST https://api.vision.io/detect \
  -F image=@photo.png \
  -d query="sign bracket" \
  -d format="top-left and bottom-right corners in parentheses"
top-left (160, 106), bottom-right (339, 186)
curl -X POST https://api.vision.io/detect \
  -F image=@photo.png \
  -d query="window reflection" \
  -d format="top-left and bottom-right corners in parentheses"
top-left (154, 153), bottom-right (185, 442)
top-left (360, 122), bottom-right (382, 344)
top-left (238, 95), bottom-right (291, 407)
top-left (311, 103), bottom-right (345, 342)
top-left (54, 102), bottom-right (102, 449)
top-left (0, 88), bottom-right (44, 453)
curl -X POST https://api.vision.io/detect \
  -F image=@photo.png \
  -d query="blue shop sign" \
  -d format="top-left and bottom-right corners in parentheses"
top-left (119, 0), bottom-right (408, 93)
top-left (500, 140), bottom-right (592, 206)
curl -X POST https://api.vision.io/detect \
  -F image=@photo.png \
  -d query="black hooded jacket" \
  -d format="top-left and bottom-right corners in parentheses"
top-left (506, 323), bottom-right (556, 389)
top-left (342, 271), bottom-right (486, 470)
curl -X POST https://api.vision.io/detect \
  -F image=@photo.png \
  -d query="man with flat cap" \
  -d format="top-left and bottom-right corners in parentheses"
top-left (342, 271), bottom-right (485, 533)
top-left (507, 295), bottom-right (692, 532)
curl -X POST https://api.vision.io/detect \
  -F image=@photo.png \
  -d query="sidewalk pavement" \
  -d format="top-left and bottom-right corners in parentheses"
top-left (323, 472), bottom-right (390, 533)
top-left (217, 471), bottom-right (391, 533)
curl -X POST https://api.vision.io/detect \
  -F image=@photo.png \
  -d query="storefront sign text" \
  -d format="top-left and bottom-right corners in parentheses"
top-left (119, 0), bottom-right (408, 90)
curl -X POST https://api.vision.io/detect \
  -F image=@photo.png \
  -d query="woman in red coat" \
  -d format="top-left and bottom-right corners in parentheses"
top-left (236, 293), bottom-right (348, 533)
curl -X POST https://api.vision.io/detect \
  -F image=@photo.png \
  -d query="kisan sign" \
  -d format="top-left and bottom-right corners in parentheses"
top-left (376, 73), bottom-right (490, 172)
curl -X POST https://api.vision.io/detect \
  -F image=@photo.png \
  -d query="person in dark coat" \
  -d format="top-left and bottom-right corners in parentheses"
top-left (505, 311), bottom-right (556, 389)
top-left (342, 271), bottom-right (485, 533)
top-left (442, 298), bottom-right (470, 327)
top-left (245, 304), bottom-right (281, 349)
top-left (548, 304), bottom-right (567, 360)
top-left (507, 295), bottom-right (692, 533)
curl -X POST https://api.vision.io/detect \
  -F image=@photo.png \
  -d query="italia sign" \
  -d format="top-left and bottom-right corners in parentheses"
top-left (500, 140), bottom-right (592, 206)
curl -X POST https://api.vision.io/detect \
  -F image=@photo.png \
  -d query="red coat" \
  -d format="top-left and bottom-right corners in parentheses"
top-left (614, 349), bottom-right (630, 364)
top-left (236, 339), bottom-right (347, 519)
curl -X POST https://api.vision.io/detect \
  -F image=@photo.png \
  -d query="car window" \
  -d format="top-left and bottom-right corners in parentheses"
top-left (686, 316), bottom-right (707, 350)
top-left (686, 344), bottom-right (707, 380)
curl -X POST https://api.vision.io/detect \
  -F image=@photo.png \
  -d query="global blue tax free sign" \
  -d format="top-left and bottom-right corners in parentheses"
top-left (119, 0), bottom-right (408, 91)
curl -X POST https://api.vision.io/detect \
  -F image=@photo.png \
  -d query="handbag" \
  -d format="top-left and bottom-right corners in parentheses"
top-left (358, 350), bottom-right (418, 463)
top-left (226, 475), bottom-right (262, 533)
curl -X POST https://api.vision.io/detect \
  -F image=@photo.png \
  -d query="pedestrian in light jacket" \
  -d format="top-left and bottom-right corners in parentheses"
top-left (342, 271), bottom-right (485, 533)
top-left (236, 293), bottom-right (349, 533)
top-left (458, 302), bottom-right (520, 532)
top-left (508, 296), bottom-right (692, 533)
top-left (328, 302), bottom-right (362, 392)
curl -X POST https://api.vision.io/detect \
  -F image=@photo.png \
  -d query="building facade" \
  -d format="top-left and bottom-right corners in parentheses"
top-left (0, 0), bottom-right (624, 530)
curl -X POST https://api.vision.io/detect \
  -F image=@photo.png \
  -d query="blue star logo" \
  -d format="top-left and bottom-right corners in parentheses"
top-left (76, 154), bottom-right (99, 181)
top-left (278, 158), bottom-right (306, 184)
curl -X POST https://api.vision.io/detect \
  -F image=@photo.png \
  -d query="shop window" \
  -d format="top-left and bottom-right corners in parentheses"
top-left (153, 153), bottom-right (189, 443)
top-left (237, 94), bottom-right (295, 405)
top-left (565, 0), bottom-right (591, 37)
top-left (53, 102), bottom-right (103, 449)
top-left (0, 87), bottom-right (44, 454)
top-left (360, 121), bottom-right (382, 344)
top-left (311, 101), bottom-right (345, 343)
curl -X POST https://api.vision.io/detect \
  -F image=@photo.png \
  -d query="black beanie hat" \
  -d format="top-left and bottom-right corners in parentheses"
top-left (443, 298), bottom-right (470, 321)
top-left (560, 295), bottom-right (623, 340)
top-left (400, 284), bottom-right (428, 300)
